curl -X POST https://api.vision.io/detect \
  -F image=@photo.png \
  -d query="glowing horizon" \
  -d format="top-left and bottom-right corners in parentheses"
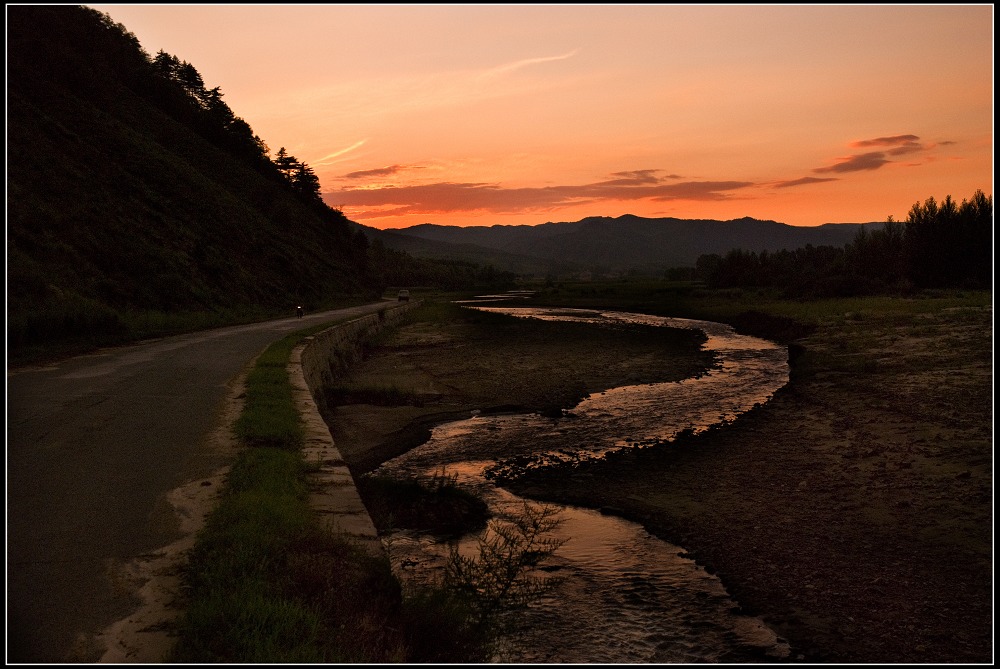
top-left (88, 4), bottom-right (993, 230)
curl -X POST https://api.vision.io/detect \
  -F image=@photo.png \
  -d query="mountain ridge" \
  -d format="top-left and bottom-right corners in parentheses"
top-left (365, 214), bottom-right (883, 274)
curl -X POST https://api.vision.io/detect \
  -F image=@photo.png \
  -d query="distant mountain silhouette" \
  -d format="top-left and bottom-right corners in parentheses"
top-left (368, 215), bottom-right (882, 274)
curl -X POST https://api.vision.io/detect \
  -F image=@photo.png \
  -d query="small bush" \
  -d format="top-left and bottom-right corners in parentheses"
top-left (359, 470), bottom-right (491, 538)
top-left (444, 501), bottom-right (565, 624)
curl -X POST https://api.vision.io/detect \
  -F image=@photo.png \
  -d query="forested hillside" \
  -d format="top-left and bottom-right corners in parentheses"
top-left (8, 6), bottom-right (405, 358)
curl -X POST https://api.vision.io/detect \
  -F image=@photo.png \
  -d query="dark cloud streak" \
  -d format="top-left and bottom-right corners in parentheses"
top-left (812, 133), bottom-right (934, 174)
top-left (773, 176), bottom-right (840, 188)
top-left (887, 142), bottom-right (924, 156)
top-left (341, 164), bottom-right (407, 179)
top-left (850, 134), bottom-right (920, 147)
top-left (602, 169), bottom-right (665, 185)
top-left (324, 174), bottom-right (755, 217)
top-left (813, 151), bottom-right (891, 174)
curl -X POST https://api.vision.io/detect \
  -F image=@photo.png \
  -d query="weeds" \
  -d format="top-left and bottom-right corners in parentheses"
top-left (375, 494), bottom-right (567, 662)
top-left (445, 501), bottom-right (565, 623)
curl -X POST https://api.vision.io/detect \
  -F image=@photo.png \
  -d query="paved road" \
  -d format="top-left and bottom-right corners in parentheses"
top-left (7, 302), bottom-right (392, 663)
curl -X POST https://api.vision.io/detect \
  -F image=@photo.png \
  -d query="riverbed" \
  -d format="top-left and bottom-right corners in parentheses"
top-left (366, 306), bottom-right (792, 662)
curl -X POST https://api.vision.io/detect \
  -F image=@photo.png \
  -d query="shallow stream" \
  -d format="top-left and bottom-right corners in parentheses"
top-left (368, 306), bottom-right (791, 662)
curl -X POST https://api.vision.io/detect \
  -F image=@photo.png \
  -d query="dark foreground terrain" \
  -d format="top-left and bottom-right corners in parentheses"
top-left (326, 297), bottom-right (992, 664)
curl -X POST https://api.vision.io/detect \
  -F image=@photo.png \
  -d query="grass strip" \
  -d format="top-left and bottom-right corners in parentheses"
top-left (170, 317), bottom-right (414, 663)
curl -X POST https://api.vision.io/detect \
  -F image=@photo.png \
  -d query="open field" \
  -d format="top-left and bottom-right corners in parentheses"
top-left (327, 287), bottom-right (992, 663)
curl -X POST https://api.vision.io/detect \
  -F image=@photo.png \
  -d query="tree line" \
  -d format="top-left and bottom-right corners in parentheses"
top-left (695, 190), bottom-right (992, 296)
top-left (149, 50), bottom-right (324, 205)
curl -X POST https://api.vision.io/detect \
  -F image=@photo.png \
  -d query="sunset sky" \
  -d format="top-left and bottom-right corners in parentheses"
top-left (89, 4), bottom-right (993, 230)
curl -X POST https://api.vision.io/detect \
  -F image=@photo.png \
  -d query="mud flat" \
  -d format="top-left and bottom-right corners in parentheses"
top-left (325, 299), bottom-right (992, 664)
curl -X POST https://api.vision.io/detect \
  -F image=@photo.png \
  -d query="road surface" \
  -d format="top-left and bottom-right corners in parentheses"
top-left (7, 302), bottom-right (391, 662)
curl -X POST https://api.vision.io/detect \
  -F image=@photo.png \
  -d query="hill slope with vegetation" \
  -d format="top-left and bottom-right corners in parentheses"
top-left (7, 5), bottom-right (508, 361)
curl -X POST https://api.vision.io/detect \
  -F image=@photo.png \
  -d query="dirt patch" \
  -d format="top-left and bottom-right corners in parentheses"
top-left (326, 303), bottom-right (992, 663)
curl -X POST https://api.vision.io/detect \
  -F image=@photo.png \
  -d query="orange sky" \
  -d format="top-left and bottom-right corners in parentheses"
top-left (89, 4), bottom-right (993, 230)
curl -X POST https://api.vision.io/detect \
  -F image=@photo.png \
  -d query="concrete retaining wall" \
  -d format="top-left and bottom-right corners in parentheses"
top-left (287, 300), bottom-right (420, 556)
top-left (299, 300), bottom-right (417, 399)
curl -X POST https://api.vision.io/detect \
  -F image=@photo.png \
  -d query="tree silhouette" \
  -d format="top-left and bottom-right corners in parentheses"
top-left (903, 190), bottom-right (992, 288)
top-left (696, 189), bottom-right (991, 295)
top-left (273, 146), bottom-right (301, 179)
top-left (291, 162), bottom-right (322, 201)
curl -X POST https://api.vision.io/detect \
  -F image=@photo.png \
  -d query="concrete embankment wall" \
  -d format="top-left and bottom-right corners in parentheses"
top-left (287, 300), bottom-right (419, 556)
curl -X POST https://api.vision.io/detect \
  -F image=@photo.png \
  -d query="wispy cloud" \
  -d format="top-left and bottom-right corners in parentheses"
top-left (310, 139), bottom-right (367, 166)
top-left (480, 49), bottom-right (579, 78)
top-left (263, 49), bottom-right (585, 128)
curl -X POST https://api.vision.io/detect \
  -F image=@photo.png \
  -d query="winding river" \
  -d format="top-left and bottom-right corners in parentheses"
top-left (367, 305), bottom-right (791, 662)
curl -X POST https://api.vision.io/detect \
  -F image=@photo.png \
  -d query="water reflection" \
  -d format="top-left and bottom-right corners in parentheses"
top-left (452, 290), bottom-right (536, 304)
top-left (369, 306), bottom-right (791, 662)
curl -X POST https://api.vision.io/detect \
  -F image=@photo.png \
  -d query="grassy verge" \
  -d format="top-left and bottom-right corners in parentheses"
top-left (169, 319), bottom-right (409, 662)
top-left (169, 313), bottom-right (551, 663)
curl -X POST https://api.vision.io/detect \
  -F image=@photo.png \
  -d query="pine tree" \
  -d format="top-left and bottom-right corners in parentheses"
top-left (291, 162), bottom-right (321, 201)
top-left (273, 147), bottom-right (299, 181)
